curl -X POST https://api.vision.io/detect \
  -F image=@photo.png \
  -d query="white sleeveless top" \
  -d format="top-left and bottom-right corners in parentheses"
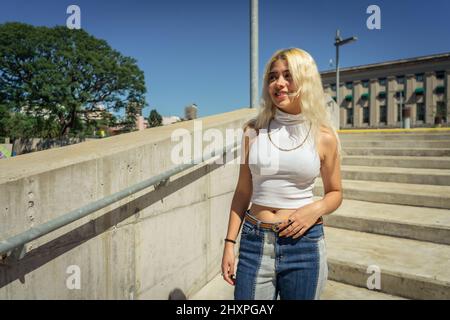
top-left (248, 108), bottom-right (321, 209)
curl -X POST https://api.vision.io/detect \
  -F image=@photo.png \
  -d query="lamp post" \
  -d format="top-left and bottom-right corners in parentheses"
top-left (250, 0), bottom-right (258, 109)
top-left (334, 30), bottom-right (357, 127)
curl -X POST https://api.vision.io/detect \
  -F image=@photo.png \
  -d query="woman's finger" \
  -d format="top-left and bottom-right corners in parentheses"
top-left (281, 221), bottom-right (300, 237)
top-left (285, 223), bottom-right (301, 237)
top-left (222, 264), bottom-right (235, 285)
top-left (292, 225), bottom-right (306, 239)
top-left (278, 220), bottom-right (294, 236)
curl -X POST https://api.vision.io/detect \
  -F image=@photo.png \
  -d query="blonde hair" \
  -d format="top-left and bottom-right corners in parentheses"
top-left (244, 48), bottom-right (341, 154)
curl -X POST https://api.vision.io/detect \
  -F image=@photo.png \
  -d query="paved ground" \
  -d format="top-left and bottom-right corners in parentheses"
top-left (190, 272), bottom-right (405, 300)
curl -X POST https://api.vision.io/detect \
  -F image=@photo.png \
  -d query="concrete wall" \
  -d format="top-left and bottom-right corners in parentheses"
top-left (0, 108), bottom-right (257, 299)
top-left (12, 137), bottom-right (95, 155)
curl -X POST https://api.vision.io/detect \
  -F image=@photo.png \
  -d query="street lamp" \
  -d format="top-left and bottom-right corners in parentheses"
top-left (250, 0), bottom-right (258, 109)
top-left (334, 29), bottom-right (357, 126)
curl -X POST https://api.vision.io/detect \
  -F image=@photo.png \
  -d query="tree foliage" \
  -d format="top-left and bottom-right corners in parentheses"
top-left (0, 22), bottom-right (147, 138)
top-left (147, 109), bottom-right (162, 128)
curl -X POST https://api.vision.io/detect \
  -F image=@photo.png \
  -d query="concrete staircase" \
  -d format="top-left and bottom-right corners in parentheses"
top-left (315, 131), bottom-right (450, 300)
top-left (191, 130), bottom-right (450, 300)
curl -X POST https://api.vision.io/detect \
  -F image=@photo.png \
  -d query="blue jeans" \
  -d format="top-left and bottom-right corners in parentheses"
top-left (234, 210), bottom-right (328, 300)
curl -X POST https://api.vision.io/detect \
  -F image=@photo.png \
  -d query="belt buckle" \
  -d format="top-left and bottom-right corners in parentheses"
top-left (272, 223), bottom-right (280, 232)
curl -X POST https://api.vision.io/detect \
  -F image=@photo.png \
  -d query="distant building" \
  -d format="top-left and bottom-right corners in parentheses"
top-left (85, 103), bottom-right (108, 121)
top-left (185, 104), bottom-right (198, 120)
top-left (136, 115), bottom-right (145, 131)
top-left (321, 52), bottom-right (450, 128)
top-left (162, 116), bottom-right (181, 126)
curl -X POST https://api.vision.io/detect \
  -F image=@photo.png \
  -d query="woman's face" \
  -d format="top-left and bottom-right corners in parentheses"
top-left (268, 59), bottom-right (300, 113)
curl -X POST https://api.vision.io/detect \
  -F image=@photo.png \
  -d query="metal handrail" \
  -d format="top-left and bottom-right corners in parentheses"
top-left (0, 141), bottom-right (240, 257)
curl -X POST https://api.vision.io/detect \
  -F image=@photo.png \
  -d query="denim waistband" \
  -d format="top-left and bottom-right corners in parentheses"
top-left (244, 209), bottom-right (323, 232)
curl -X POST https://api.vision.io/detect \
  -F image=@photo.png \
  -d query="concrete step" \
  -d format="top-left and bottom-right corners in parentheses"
top-left (343, 147), bottom-right (450, 157)
top-left (341, 140), bottom-right (450, 148)
top-left (190, 272), bottom-right (405, 300)
top-left (339, 133), bottom-right (450, 141)
top-left (340, 165), bottom-right (450, 186)
top-left (314, 180), bottom-right (450, 209)
top-left (342, 155), bottom-right (450, 169)
top-left (320, 280), bottom-right (406, 300)
top-left (320, 199), bottom-right (450, 245)
top-left (325, 227), bottom-right (450, 299)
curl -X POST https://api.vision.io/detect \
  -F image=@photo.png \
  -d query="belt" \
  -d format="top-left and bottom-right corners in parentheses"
top-left (244, 212), bottom-right (323, 232)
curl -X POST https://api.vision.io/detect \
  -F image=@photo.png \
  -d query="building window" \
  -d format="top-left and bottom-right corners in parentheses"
top-left (380, 105), bottom-right (387, 123)
top-left (363, 106), bottom-right (370, 124)
top-left (436, 102), bottom-right (447, 123)
top-left (345, 82), bottom-right (353, 89)
top-left (379, 78), bottom-right (387, 86)
top-left (417, 103), bottom-right (425, 121)
top-left (347, 108), bottom-right (353, 125)
top-left (378, 91), bottom-right (386, 99)
top-left (396, 76), bottom-right (405, 84)
top-left (436, 71), bottom-right (445, 80)
top-left (415, 87), bottom-right (425, 95)
top-left (436, 85), bottom-right (445, 94)
top-left (362, 80), bottom-right (369, 88)
top-left (416, 73), bottom-right (424, 82)
top-left (331, 83), bottom-right (336, 91)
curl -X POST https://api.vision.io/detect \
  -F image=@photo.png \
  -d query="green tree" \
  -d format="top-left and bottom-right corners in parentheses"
top-left (147, 109), bottom-right (162, 128)
top-left (0, 22), bottom-right (147, 138)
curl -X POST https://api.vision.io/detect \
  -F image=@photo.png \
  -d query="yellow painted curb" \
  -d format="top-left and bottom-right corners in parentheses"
top-left (338, 127), bottom-right (450, 134)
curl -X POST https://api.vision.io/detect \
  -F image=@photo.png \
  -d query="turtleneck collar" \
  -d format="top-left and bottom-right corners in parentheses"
top-left (273, 107), bottom-right (306, 125)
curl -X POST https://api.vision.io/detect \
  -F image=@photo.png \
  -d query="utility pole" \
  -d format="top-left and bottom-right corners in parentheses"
top-left (334, 29), bottom-right (357, 128)
top-left (250, 0), bottom-right (258, 108)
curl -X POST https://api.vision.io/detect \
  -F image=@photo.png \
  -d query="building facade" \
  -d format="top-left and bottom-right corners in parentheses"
top-left (321, 53), bottom-right (450, 129)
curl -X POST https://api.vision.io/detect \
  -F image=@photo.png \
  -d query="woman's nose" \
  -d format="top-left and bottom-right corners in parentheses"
top-left (276, 76), bottom-right (287, 87)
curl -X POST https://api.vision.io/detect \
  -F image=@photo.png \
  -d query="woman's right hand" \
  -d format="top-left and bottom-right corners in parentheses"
top-left (221, 244), bottom-right (236, 285)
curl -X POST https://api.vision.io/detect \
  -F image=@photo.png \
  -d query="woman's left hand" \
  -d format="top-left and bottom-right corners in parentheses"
top-left (277, 206), bottom-right (322, 239)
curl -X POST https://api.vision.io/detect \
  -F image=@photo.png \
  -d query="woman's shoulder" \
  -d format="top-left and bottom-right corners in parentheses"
top-left (317, 125), bottom-right (338, 149)
top-left (242, 118), bottom-right (259, 137)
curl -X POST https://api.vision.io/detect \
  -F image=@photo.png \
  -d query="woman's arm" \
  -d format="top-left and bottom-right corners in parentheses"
top-left (312, 127), bottom-right (343, 216)
top-left (278, 127), bottom-right (343, 238)
top-left (221, 127), bottom-right (254, 285)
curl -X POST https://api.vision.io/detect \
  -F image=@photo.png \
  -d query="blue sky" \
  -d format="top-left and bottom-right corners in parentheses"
top-left (1, 0), bottom-right (449, 119)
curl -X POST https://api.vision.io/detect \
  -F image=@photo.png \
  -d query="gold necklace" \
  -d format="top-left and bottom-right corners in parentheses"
top-left (267, 118), bottom-right (312, 151)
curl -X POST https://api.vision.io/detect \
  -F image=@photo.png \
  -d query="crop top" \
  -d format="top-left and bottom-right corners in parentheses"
top-left (247, 108), bottom-right (321, 209)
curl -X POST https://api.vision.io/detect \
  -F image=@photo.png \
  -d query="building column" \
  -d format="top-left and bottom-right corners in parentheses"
top-left (340, 106), bottom-right (346, 128)
top-left (387, 76), bottom-right (396, 127)
top-left (405, 74), bottom-right (416, 125)
top-left (425, 72), bottom-right (436, 125)
top-left (353, 80), bottom-right (362, 127)
top-left (446, 70), bottom-right (450, 124)
top-left (337, 83), bottom-right (347, 128)
top-left (369, 79), bottom-right (378, 127)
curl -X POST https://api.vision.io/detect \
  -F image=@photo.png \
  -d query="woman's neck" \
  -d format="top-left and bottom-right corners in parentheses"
top-left (273, 107), bottom-right (306, 125)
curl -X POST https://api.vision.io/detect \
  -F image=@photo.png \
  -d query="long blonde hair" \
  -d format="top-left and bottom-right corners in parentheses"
top-left (244, 48), bottom-right (341, 154)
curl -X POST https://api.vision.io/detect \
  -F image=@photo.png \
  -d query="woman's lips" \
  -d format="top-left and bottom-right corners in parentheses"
top-left (274, 92), bottom-right (288, 100)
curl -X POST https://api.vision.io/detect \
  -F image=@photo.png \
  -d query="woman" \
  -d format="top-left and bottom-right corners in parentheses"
top-left (221, 48), bottom-right (342, 300)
